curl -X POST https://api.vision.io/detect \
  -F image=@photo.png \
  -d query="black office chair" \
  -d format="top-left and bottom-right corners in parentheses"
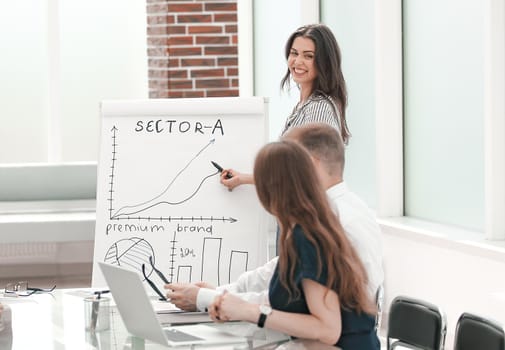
top-left (453, 312), bottom-right (505, 350)
top-left (387, 295), bottom-right (446, 350)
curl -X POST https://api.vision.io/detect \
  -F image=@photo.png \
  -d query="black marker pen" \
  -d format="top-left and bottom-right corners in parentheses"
top-left (93, 290), bottom-right (110, 298)
top-left (211, 161), bottom-right (233, 179)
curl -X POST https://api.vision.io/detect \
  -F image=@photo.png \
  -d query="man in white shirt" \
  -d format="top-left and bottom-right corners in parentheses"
top-left (165, 123), bottom-right (383, 311)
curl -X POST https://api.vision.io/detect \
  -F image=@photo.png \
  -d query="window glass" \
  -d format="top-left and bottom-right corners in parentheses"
top-left (59, 0), bottom-right (148, 161)
top-left (0, 0), bottom-right (147, 165)
top-left (403, 0), bottom-right (484, 230)
top-left (253, 0), bottom-right (301, 140)
top-left (321, 0), bottom-right (377, 209)
top-left (0, 1), bottom-right (49, 163)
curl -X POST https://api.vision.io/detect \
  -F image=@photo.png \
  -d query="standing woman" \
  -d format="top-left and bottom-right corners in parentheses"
top-left (221, 24), bottom-right (350, 189)
top-left (280, 23), bottom-right (349, 142)
top-left (209, 141), bottom-right (380, 349)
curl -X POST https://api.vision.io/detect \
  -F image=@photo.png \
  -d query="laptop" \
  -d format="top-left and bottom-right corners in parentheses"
top-left (98, 262), bottom-right (248, 347)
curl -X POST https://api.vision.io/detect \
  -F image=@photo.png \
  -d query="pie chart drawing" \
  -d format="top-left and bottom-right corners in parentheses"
top-left (104, 237), bottom-right (155, 277)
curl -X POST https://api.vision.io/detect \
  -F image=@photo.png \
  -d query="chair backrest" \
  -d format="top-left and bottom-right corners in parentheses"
top-left (387, 295), bottom-right (447, 350)
top-left (453, 312), bottom-right (505, 350)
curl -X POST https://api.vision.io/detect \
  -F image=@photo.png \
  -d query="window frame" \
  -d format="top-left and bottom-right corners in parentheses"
top-left (376, 0), bottom-right (505, 240)
top-left (483, 0), bottom-right (505, 240)
top-left (374, 0), bottom-right (404, 218)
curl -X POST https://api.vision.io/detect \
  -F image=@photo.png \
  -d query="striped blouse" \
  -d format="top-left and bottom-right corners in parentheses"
top-left (281, 93), bottom-right (342, 136)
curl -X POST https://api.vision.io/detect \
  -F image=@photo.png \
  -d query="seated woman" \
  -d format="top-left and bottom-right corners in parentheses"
top-left (209, 140), bottom-right (380, 349)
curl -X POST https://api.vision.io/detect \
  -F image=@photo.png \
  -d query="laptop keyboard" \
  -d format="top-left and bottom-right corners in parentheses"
top-left (164, 328), bottom-right (205, 343)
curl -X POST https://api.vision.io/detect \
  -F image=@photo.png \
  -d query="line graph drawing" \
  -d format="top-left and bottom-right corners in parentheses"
top-left (112, 136), bottom-right (219, 219)
top-left (106, 126), bottom-right (237, 223)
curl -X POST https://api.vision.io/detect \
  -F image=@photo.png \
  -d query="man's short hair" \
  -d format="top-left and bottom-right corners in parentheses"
top-left (282, 123), bottom-right (345, 176)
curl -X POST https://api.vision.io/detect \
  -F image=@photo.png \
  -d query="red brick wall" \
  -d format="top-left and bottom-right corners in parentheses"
top-left (146, 0), bottom-right (239, 98)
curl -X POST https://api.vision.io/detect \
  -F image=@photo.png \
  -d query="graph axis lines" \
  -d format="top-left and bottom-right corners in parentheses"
top-left (108, 126), bottom-right (119, 220)
top-left (110, 216), bottom-right (237, 223)
top-left (168, 231), bottom-right (177, 284)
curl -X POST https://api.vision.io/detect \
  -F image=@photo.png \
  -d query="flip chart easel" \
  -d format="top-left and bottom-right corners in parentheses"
top-left (92, 97), bottom-right (270, 290)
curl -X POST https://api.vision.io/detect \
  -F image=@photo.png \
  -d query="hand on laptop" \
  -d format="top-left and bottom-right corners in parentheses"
top-left (165, 282), bottom-right (214, 311)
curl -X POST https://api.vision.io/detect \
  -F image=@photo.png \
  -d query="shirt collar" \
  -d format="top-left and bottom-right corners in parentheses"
top-left (326, 181), bottom-right (349, 200)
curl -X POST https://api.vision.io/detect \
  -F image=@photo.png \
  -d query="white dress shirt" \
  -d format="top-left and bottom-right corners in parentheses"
top-left (196, 182), bottom-right (384, 311)
top-left (197, 258), bottom-right (276, 311)
top-left (326, 182), bottom-right (384, 298)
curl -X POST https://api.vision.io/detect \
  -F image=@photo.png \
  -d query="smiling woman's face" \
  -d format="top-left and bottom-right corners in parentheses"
top-left (288, 36), bottom-right (318, 90)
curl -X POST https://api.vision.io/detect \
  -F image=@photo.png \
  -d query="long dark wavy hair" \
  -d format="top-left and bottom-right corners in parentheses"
top-left (280, 24), bottom-right (350, 144)
top-left (253, 140), bottom-right (374, 314)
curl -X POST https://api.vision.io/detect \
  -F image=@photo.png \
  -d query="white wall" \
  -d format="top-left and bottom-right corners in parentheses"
top-left (0, 1), bottom-right (49, 163)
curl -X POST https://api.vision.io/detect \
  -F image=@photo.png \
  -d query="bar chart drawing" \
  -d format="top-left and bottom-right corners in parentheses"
top-left (200, 237), bottom-right (222, 286)
top-left (177, 266), bottom-right (193, 283)
top-left (166, 230), bottom-right (247, 285)
top-left (228, 250), bottom-right (249, 283)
